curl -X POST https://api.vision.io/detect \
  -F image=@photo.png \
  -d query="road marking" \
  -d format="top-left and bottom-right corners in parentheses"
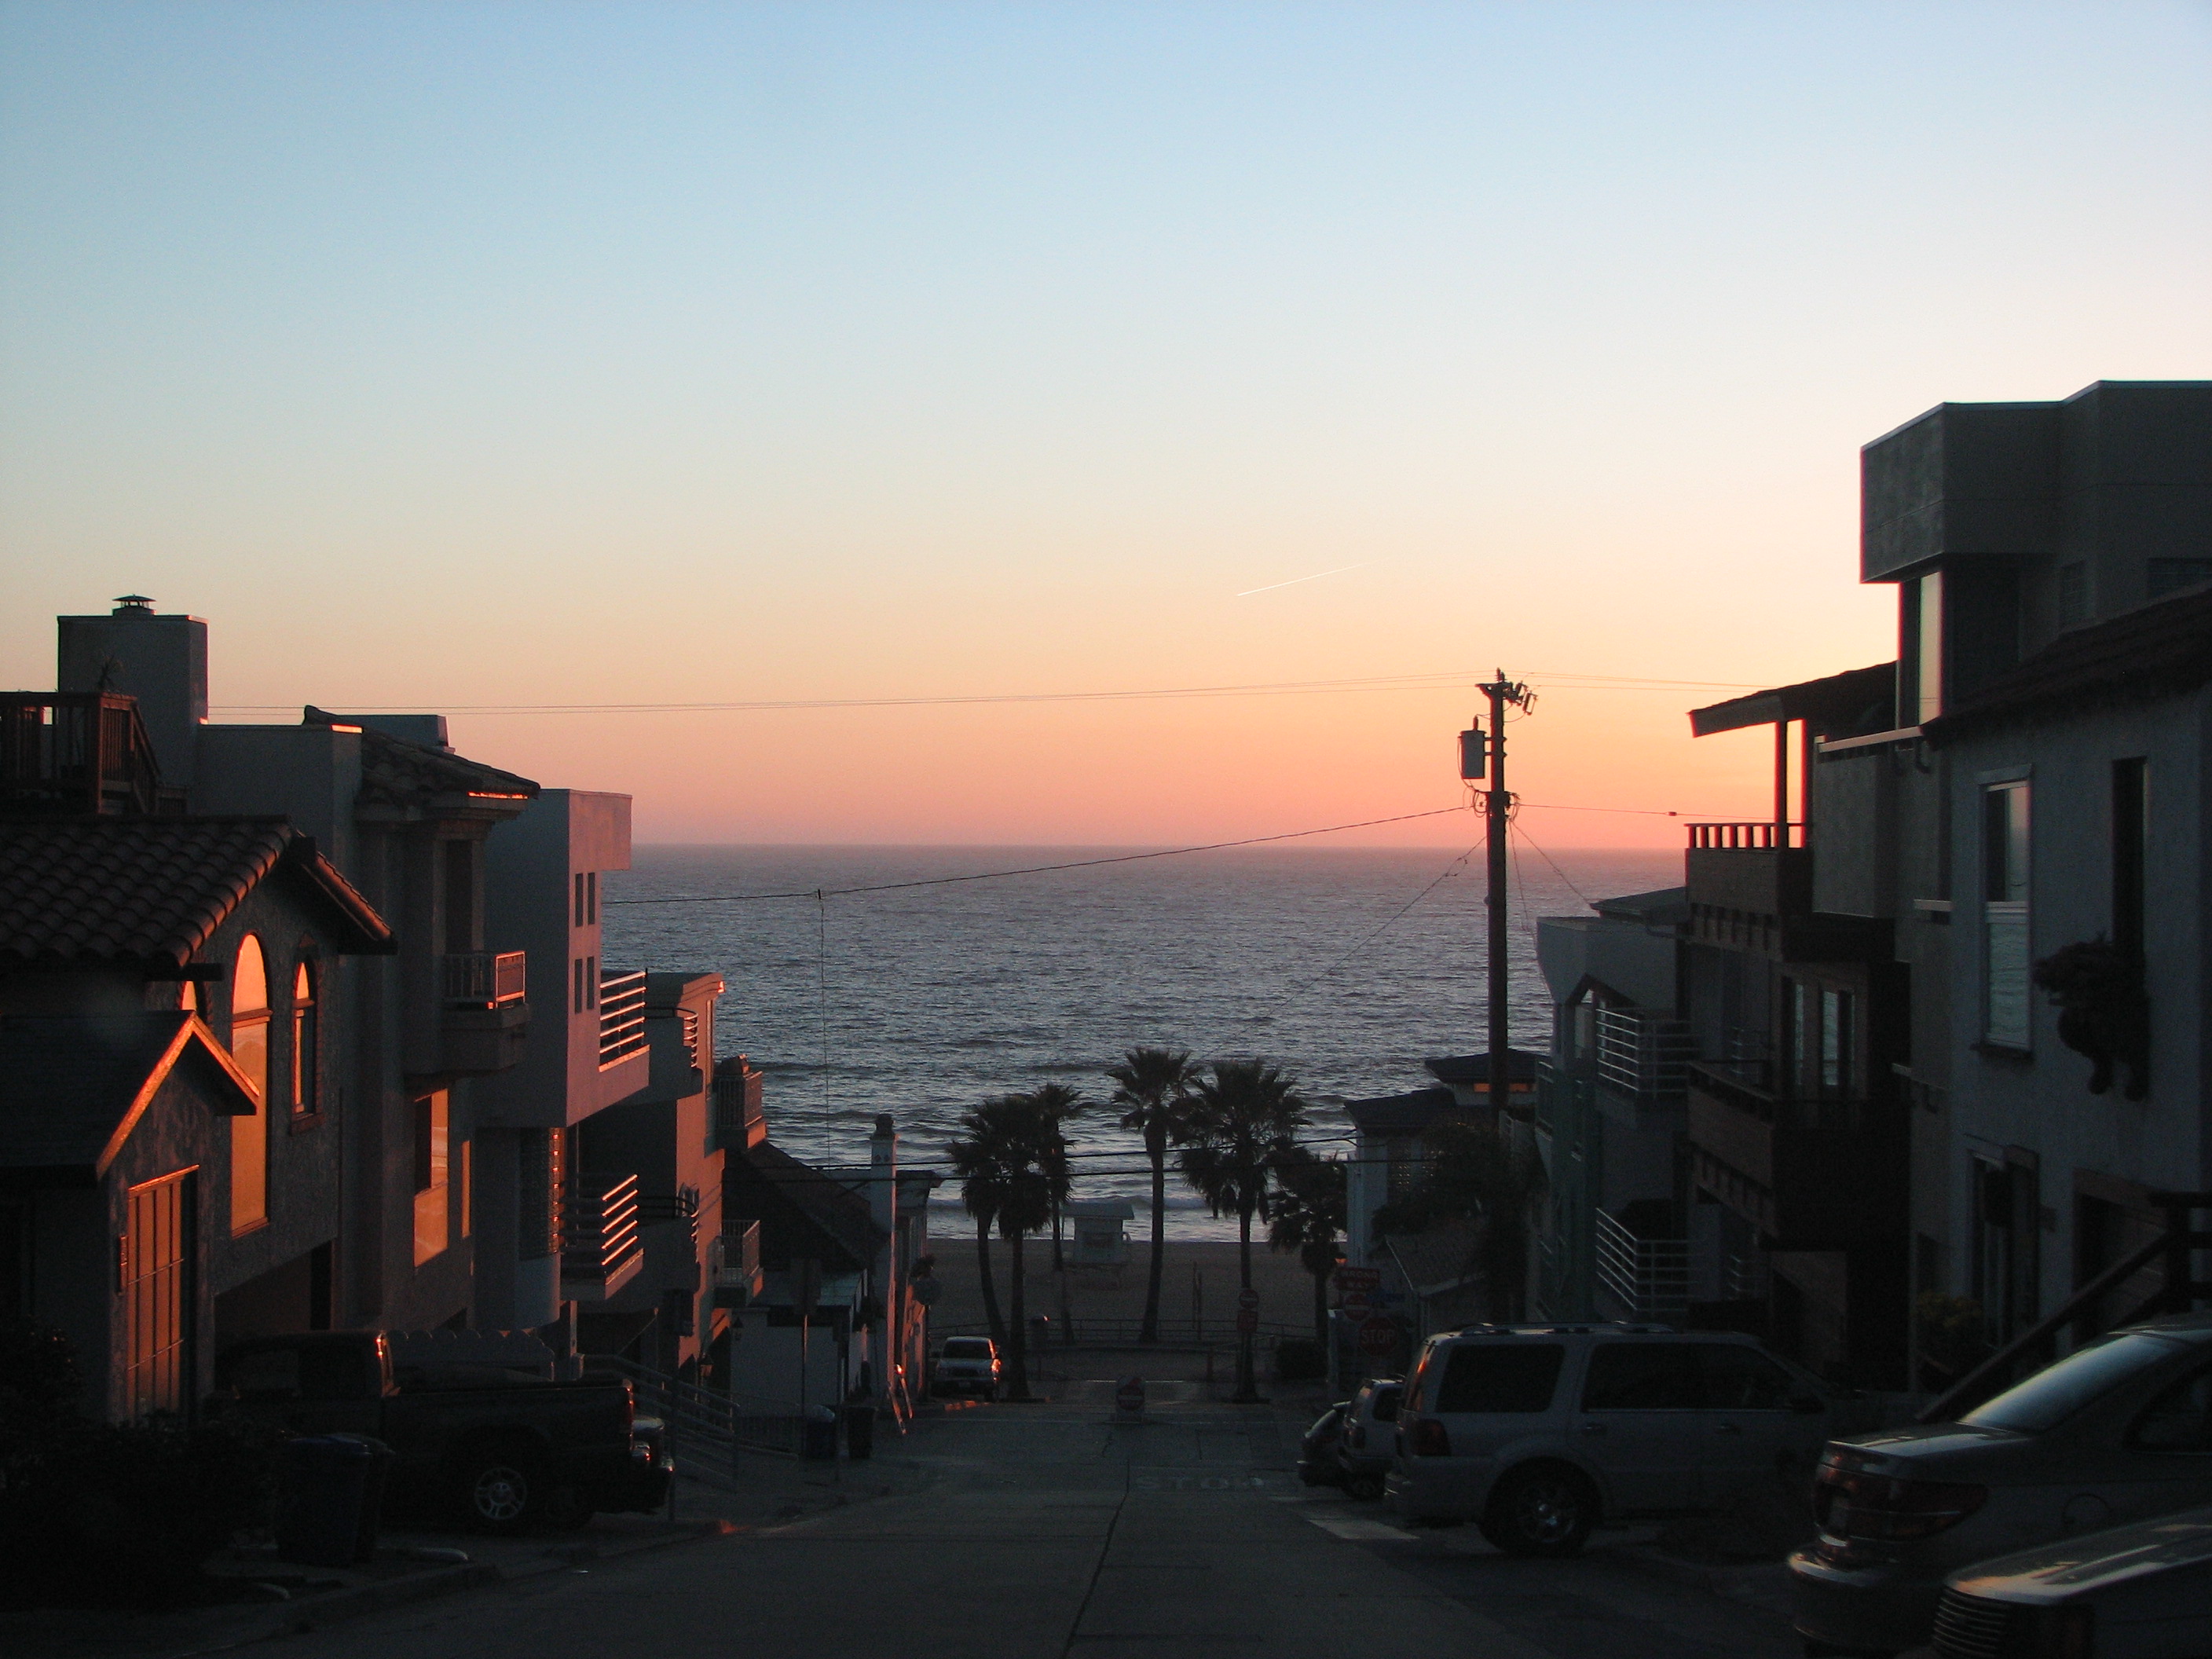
top-left (1292, 1508), bottom-right (1417, 1543)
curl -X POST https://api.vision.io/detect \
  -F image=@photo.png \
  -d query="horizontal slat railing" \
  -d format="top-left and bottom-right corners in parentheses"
top-left (1685, 821), bottom-right (1804, 850)
top-left (598, 969), bottom-right (649, 1066)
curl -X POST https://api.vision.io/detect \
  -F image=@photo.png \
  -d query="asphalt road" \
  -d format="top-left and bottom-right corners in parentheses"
top-left (267, 1377), bottom-right (1810, 1659)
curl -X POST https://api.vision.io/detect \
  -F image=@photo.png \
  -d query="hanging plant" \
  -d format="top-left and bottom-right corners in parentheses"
top-left (2031, 938), bottom-right (2150, 1101)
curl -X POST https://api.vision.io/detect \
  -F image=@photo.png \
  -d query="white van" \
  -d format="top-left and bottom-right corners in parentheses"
top-left (1386, 1322), bottom-right (1843, 1555)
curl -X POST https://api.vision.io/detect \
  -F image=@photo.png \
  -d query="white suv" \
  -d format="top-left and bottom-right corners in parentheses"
top-left (934, 1336), bottom-right (1002, 1400)
top-left (1386, 1322), bottom-right (1845, 1556)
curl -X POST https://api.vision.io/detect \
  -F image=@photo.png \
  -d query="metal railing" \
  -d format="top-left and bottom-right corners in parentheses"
top-left (636, 1185), bottom-right (700, 1250)
top-left (712, 1221), bottom-right (760, 1291)
top-left (442, 950), bottom-right (527, 1009)
top-left (1723, 1250), bottom-right (1770, 1302)
top-left (930, 1317), bottom-right (1310, 1350)
top-left (593, 1355), bottom-right (800, 1461)
top-left (562, 1171), bottom-right (642, 1287)
top-left (1595, 1207), bottom-right (1688, 1320)
top-left (1686, 821), bottom-right (1804, 850)
top-left (1593, 1006), bottom-right (1695, 1101)
top-left (598, 969), bottom-right (649, 1065)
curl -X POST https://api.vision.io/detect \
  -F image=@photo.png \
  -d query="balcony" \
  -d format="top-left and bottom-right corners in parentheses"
top-left (598, 969), bottom-right (649, 1068)
top-left (562, 1170), bottom-right (644, 1302)
top-left (0, 693), bottom-right (167, 817)
top-left (711, 1220), bottom-right (764, 1308)
top-left (1591, 1006), bottom-right (1695, 1130)
top-left (435, 950), bottom-right (529, 1075)
top-left (1686, 1063), bottom-right (1907, 1249)
top-left (636, 1185), bottom-right (701, 1252)
top-left (1595, 1205), bottom-right (1688, 1321)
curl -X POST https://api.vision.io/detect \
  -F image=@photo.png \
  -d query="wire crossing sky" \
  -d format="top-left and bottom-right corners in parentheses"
top-left (2, 2), bottom-right (2205, 846)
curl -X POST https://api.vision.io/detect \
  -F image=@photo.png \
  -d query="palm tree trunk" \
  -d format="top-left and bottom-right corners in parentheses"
top-left (1006, 1228), bottom-right (1031, 1401)
top-left (1141, 1136), bottom-right (1166, 1343)
top-left (1051, 1200), bottom-right (1064, 1273)
top-left (976, 1216), bottom-right (1006, 1348)
top-left (1233, 1203), bottom-right (1258, 1401)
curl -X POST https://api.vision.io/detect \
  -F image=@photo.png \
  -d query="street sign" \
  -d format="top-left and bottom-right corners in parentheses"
top-left (1334, 1268), bottom-right (1380, 1309)
top-left (1237, 1287), bottom-right (1260, 1313)
top-left (1358, 1315), bottom-right (1397, 1357)
top-left (1236, 1309), bottom-right (1258, 1335)
top-left (1115, 1376), bottom-right (1146, 1423)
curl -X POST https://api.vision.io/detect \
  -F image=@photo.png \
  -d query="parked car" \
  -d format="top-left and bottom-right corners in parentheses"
top-left (1336, 1377), bottom-right (1404, 1501)
top-left (934, 1336), bottom-right (1003, 1400)
top-left (1298, 1401), bottom-right (1353, 1487)
top-left (1790, 1314), bottom-right (2212, 1658)
top-left (1386, 1322), bottom-right (1845, 1556)
top-left (1931, 1504), bottom-right (2212, 1659)
top-left (211, 1332), bottom-right (671, 1533)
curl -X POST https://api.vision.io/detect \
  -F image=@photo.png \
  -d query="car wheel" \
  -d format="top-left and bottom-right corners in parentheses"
top-left (458, 1448), bottom-right (548, 1535)
top-left (1479, 1464), bottom-right (1597, 1558)
top-left (1344, 1472), bottom-right (1386, 1503)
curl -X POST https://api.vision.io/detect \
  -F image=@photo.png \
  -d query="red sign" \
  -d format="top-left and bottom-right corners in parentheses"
top-left (1358, 1315), bottom-right (1397, 1357)
top-left (1335, 1268), bottom-right (1380, 1309)
top-left (1237, 1287), bottom-right (1260, 1313)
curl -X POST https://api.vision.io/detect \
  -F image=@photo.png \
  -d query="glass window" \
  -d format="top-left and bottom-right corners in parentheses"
top-left (2130, 1365), bottom-right (2212, 1452)
top-left (1917, 570), bottom-right (1945, 724)
top-left (1582, 1343), bottom-right (1701, 1410)
top-left (412, 1090), bottom-right (449, 1265)
top-left (229, 936), bottom-right (269, 1232)
top-left (1983, 782), bottom-right (2031, 1047)
top-left (1697, 1345), bottom-right (1797, 1410)
top-left (1822, 989), bottom-right (1854, 1097)
top-left (1962, 1332), bottom-right (2184, 1434)
top-left (290, 959), bottom-right (318, 1117)
top-left (1434, 1343), bottom-right (1564, 1413)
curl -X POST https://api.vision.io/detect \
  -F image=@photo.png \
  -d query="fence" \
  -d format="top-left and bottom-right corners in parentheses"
top-left (594, 1354), bottom-right (802, 1461)
top-left (930, 1317), bottom-right (1311, 1350)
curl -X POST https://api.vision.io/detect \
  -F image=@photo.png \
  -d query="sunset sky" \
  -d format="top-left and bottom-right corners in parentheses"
top-left (3, 2), bottom-right (2207, 847)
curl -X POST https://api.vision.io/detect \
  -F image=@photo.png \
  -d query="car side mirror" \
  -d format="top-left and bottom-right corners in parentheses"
top-left (1788, 1393), bottom-right (1826, 1415)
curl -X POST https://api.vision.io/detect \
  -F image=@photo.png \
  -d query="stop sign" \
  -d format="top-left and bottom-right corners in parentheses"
top-left (1358, 1315), bottom-right (1397, 1357)
top-left (1237, 1287), bottom-right (1259, 1312)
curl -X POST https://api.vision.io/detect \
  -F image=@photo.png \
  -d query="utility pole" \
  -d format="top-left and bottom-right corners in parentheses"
top-left (1466, 672), bottom-right (1533, 1119)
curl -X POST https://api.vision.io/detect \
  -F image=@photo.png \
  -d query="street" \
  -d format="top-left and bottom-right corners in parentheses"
top-left (270, 1365), bottom-right (1810, 1659)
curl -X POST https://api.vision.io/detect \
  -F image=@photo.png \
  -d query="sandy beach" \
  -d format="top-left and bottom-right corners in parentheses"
top-left (917, 1233), bottom-right (1325, 1341)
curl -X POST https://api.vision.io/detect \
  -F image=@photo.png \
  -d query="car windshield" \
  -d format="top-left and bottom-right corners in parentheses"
top-left (1961, 1332), bottom-right (2184, 1434)
top-left (943, 1339), bottom-right (994, 1360)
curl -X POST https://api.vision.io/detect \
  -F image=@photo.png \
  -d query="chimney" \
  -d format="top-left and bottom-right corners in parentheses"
top-left (57, 597), bottom-right (208, 788)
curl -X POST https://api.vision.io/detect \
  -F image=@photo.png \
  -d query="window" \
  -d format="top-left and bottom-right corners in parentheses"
top-left (1433, 1343), bottom-right (1563, 1412)
top-left (458, 1136), bottom-right (471, 1240)
top-left (2057, 562), bottom-right (2088, 630)
top-left (587, 871), bottom-right (597, 924)
top-left (1696, 1344), bottom-right (1797, 1410)
top-left (2114, 760), bottom-right (2148, 961)
top-left (123, 1170), bottom-right (193, 1419)
top-left (1821, 989), bottom-right (1854, 1097)
top-left (412, 1090), bottom-right (449, 1265)
top-left (1973, 1157), bottom-right (2040, 1342)
top-left (1916, 570), bottom-right (1945, 724)
top-left (2147, 558), bottom-right (2212, 601)
top-left (573, 957), bottom-right (586, 1014)
top-left (1784, 979), bottom-right (1807, 1093)
top-left (1983, 781), bottom-right (2031, 1047)
top-left (290, 959), bottom-right (318, 1118)
top-left (1962, 1330), bottom-right (2172, 1433)
top-left (229, 936), bottom-right (269, 1232)
top-left (2130, 1364), bottom-right (2212, 1453)
top-left (573, 872), bottom-right (587, 928)
top-left (1582, 1343), bottom-right (1700, 1410)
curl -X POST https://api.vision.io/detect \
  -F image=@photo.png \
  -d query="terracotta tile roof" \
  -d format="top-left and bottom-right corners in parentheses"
top-left (0, 1013), bottom-right (255, 1181)
top-left (1928, 585), bottom-right (2212, 738)
top-left (302, 708), bottom-right (538, 808)
top-left (0, 819), bottom-right (394, 971)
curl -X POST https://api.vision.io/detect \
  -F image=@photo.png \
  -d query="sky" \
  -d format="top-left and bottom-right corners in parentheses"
top-left (2, 2), bottom-right (2207, 847)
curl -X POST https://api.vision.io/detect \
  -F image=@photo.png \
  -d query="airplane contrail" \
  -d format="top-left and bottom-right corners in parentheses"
top-left (1235, 562), bottom-right (1368, 598)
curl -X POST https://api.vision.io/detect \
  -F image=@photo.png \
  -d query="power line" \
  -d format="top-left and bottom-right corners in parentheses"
top-left (204, 666), bottom-right (1761, 719)
top-left (605, 805), bottom-right (1477, 904)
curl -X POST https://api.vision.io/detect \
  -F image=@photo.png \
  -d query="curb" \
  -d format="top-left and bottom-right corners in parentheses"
top-left (1609, 1544), bottom-right (1796, 1617)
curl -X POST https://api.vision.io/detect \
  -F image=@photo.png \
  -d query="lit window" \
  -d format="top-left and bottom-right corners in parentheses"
top-left (291, 958), bottom-right (318, 1117)
top-left (412, 1091), bottom-right (449, 1265)
top-left (230, 936), bottom-right (270, 1232)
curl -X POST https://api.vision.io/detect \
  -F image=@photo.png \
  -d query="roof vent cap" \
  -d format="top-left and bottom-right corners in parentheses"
top-left (112, 595), bottom-right (155, 616)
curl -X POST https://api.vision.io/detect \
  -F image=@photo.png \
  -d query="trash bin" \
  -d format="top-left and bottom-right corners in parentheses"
top-left (333, 1434), bottom-right (395, 1564)
top-left (276, 1436), bottom-right (382, 1567)
top-left (843, 1403), bottom-right (875, 1460)
top-left (801, 1406), bottom-right (838, 1461)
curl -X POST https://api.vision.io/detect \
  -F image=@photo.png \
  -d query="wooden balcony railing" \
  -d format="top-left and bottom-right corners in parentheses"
top-left (1686, 821), bottom-right (1804, 850)
top-left (0, 692), bottom-right (164, 817)
top-left (441, 950), bottom-right (527, 1009)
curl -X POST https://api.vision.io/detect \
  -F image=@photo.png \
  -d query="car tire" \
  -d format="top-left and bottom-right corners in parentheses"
top-left (1479, 1464), bottom-right (1597, 1558)
top-left (1344, 1471), bottom-right (1386, 1503)
top-left (457, 1446), bottom-right (549, 1535)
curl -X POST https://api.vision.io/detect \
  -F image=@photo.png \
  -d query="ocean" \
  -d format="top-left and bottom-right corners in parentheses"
top-left (602, 842), bottom-right (1682, 1239)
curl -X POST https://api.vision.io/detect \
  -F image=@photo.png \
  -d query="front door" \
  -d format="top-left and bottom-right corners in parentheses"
top-left (123, 1170), bottom-right (194, 1419)
top-left (1574, 1342), bottom-right (1706, 1513)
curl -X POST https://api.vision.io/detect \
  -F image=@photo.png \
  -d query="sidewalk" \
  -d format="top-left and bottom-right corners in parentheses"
top-left (0, 1441), bottom-right (928, 1659)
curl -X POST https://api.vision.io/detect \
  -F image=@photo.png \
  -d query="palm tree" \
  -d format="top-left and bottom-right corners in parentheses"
top-left (1176, 1057), bottom-right (1310, 1402)
top-left (947, 1108), bottom-right (1013, 1350)
top-left (951, 1093), bottom-right (1071, 1401)
top-left (1371, 1117), bottom-right (1545, 1321)
top-left (1106, 1046), bottom-right (1198, 1342)
top-left (1025, 1082), bottom-right (1086, 1273)
top-left (1268, 1147), bottom-right (1346, 1350)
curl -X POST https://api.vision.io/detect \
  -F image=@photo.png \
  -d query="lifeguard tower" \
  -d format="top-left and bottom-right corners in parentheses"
top-left (1064, 1199), bottom-right (1136, 1267)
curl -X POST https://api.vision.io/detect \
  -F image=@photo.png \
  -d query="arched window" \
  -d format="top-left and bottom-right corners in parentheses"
top-left (229, 936), bottom-right (269, 1232)
top-left (291, 957), bottom-right (319, 1118)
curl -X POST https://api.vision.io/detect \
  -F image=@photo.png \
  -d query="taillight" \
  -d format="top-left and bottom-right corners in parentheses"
top-left (1408, 1418), bottom-right (1450, 1457)
top-left (1813, 1460), bottom-right (1985, 1541)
